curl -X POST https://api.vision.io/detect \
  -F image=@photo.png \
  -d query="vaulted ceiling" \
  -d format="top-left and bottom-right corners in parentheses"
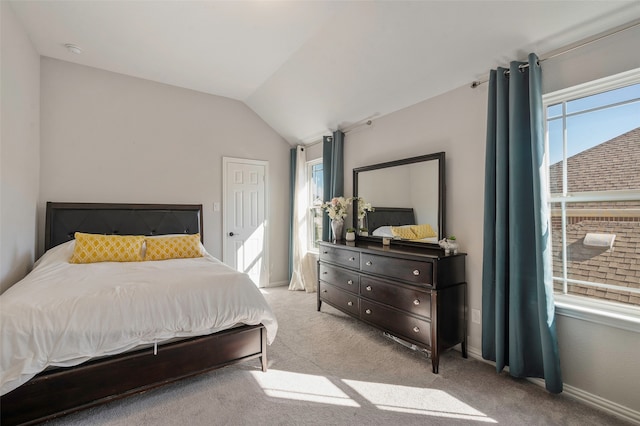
top-left (9, 1), bottom-right (640, 144)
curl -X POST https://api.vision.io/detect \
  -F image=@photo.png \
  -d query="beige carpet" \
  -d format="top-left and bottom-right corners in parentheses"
top-left (47, 286), bottom-right (630, 425)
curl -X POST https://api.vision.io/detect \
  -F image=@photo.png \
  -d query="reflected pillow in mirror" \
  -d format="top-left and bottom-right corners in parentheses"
top-left (411, 224), bottom-right (436, 239)
top-left (390, 225), bottom-right (416, 239)
top-left (372, 226), bottom-right (394, 237)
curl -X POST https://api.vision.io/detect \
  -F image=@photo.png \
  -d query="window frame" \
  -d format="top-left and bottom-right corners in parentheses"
top-left (306, 158), bottom-right (323, 253)
top-left (543, 68), bottom-right (640, 331)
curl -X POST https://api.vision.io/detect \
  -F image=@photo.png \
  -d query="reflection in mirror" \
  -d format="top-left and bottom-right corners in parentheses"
top-left (353, 152), bottom-right (445, 247)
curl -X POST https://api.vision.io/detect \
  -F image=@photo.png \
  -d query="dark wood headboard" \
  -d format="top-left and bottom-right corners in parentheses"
top-left (45, 202), bottom-right (203, 251)
top-left (366, 207), bottom-right (415, 232)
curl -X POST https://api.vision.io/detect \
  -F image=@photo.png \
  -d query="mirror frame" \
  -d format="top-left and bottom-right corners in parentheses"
top-left (353, 152), bottom-right (445, 248)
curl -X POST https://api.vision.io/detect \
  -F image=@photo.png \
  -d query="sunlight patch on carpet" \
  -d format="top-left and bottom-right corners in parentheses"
top-left (250, 370), bottom-right (360, 407)
top-left (342, 380), bottom-right (497, 423)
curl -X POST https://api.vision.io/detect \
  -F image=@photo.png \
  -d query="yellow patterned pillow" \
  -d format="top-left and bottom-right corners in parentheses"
top-left (390, 225), bottom-right (417, 240)
top-left (145, 234), bottom-right (203, 261)
top-left (411, 224), bottom-right (437, 239)
top-left (69, 233), bottom-right (145, 263)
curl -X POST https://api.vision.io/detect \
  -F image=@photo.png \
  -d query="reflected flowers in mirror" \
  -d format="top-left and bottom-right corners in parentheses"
top-left (356, 197), bottom-right (374, 220)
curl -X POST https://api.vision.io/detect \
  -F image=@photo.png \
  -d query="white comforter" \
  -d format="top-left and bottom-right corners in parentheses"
top-left (0, 241), bottom-right (278, 395)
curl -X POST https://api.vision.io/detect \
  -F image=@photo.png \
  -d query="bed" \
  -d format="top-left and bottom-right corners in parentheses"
top-left (366, 207), bottom-right (416, 232)
top-left (0, 202), bottom-right (277, 425)
top-left (367, 207), bottom-right (439, 243)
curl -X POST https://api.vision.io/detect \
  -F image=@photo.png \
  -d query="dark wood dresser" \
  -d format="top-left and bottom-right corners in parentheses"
top-left (317, 240), bottom-right (467, 373)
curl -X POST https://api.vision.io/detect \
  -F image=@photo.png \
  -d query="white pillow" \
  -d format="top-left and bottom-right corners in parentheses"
top-left (372, 226), bottom-right (394, 237)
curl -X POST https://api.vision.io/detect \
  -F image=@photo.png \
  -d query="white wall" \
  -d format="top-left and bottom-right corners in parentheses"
top-left (344, 83), bottom-right (487, 350)
top-left (344, 24), bottom-right (640, 415)
top-left (0, 2), bottom-right (40, 294)
top-left (39, 58), bottom-right (291, 285)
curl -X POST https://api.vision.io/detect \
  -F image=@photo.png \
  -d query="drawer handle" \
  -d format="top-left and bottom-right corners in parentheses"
top-left (322, 289), bottom-right (327, 293)
top-left (349, 257), bottom-right (355, 261)
top-left (413, 269), bottom-right (420, 276)
top-left (365, 285), bottom-right (372, 291)
top-left (413, 326), bottom-right (420, 333)
top-left (347, 301), bottom-right (353, 306)
top-left (347, 279), bottom-right (353, 285)
top-left (323, 271), bottom-right (328, 275)
top-left (413, 299), bottom-right (420, 305)
top-left (366, 261), bottom-right (373, 266)
top-left (323, 251), bottom-right (328, 254)
top-left (365, 309), bottom-right (371, 314)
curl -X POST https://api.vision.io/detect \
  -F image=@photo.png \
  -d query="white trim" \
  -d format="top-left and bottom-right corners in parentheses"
top-left (466, 345), bottom-right (640, 424)
top-left (544, 68), bottom-right (640, 104)
top-left (556, 278), bottom-right (640, 295)
top-left (528, 378), bottom-right (640, 425)
top-left (554, 294), bottom-right (640, 333)
top-left (265, 280), bottom-right (288, 288)
top-left (306, 157), bottom-right (323, 168)
top-left (551, 208), bottom-right (640, 218)
top-left (306, 158), bottom-right (323, 253)
top-left (549, 189), bottom-right (640, 203)
top-left (466, 344), bottom-right (483, 360)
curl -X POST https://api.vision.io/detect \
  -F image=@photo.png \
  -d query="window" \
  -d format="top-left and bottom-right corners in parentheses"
top-left (544, 70), bottom-right (640, 315)
top-left (307, 159), bottom-right (324, 251)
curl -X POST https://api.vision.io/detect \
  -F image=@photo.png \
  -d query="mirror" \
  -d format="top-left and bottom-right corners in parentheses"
top-left (353, 152), bottom-right (445, 248)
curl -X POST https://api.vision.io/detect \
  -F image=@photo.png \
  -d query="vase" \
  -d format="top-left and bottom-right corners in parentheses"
top-left (331, 219), bottom-right (344, 242)
top-left (346, 231), bottom-right (356, 242)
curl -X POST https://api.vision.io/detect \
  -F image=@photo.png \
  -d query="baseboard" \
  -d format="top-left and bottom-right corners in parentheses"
top-left (529, 378), bottom-right (640, 425)
top-left (466, 345), bottom-right (640, 425)
top-left (264, 281), bottom-right (288, 288)
top-left (466, 344), bottom-right (483, 360)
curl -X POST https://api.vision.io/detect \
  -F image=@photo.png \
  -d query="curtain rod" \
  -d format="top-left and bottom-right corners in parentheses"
top-left (303, 119), bottom-right (374, 147)
top-left (302, 139), bottom-right (322, 148)
top-left (470, 17), bottom-right (640, 88)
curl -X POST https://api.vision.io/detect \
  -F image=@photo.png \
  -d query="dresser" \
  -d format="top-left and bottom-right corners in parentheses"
top-left (317, 240), bottom-right (467, 373)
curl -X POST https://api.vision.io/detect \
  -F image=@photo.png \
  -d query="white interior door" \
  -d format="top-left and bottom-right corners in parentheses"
top-left (223, 157), bottom-right (268, 287)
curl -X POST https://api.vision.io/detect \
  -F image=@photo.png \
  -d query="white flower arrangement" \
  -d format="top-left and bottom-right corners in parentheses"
top-left (356, 197), bottom-right (374, 220)
top-left (321, 196), bottom-right (353, 220)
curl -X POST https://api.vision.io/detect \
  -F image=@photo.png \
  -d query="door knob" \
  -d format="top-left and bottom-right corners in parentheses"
top-left (229, 232), bottom-right (234, 236)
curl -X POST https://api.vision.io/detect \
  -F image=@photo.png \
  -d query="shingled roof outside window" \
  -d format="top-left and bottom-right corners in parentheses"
top-left (549, 127), bottom-right (640, 307)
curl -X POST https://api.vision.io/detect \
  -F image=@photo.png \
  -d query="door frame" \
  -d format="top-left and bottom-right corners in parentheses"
top-left (222, 157), bottom-right (269, 286)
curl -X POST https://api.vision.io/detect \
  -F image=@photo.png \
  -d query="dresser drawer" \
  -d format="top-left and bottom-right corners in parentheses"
top-left (319, 283), bottom-right (360, 316)
top-left (361, 253), bottom-right (433, 285)
top-left (319, 264), bottom-right (359, 293)
top-left (360, 276), bottom-right (431, 319)
top-left (360, 300), bottom-right (431, 346)
top-left (320, 245), bottom-right (360, 269)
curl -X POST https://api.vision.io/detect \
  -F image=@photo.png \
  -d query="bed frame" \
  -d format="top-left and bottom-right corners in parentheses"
top-left (366, 207), bottom-right (415, 233)
top-left (1, 202), bottom-right (268, 426)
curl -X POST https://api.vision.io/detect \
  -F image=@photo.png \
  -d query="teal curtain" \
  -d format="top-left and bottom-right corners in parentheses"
top-left (481, 53), bottom-right (562, 393)
top-left (322, 130), bottom-right (345, 241)
top-left (288, 147), bottom-right (296, 280)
